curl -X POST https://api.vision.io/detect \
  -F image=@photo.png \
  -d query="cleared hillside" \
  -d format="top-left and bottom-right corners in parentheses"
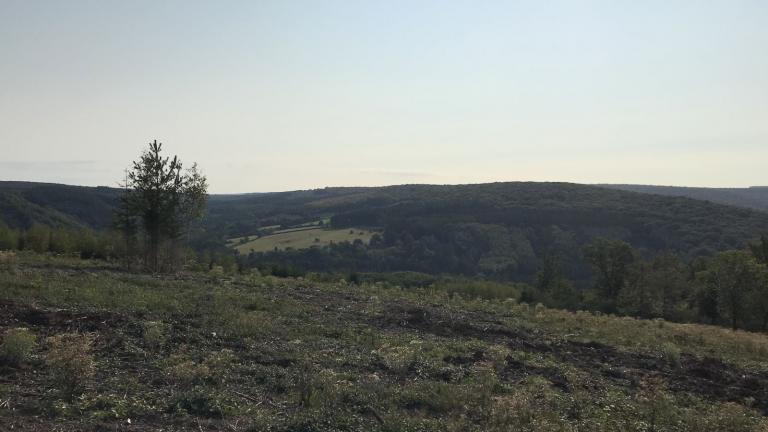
top-left (1, 254), bottom-right (767, 431)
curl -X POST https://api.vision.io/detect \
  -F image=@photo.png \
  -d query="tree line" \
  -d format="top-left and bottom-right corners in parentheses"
top-left (0, 222), bottom-right (125, 259)
top-left (0, 219), bottom-right (243, 276)
top-left (533, 236), bottom-right (768, 331)
top-left (243, 234), bottom-right (768, 333)
top-left (0, 141), bottom-right (210, 272)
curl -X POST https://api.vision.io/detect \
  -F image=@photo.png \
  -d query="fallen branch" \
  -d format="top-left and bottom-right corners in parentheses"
top-left (233, 390), bottom-right (263, 406)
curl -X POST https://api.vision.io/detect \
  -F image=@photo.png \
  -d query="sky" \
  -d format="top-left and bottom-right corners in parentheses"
top-left (0, 1), bottom-right (766, 193)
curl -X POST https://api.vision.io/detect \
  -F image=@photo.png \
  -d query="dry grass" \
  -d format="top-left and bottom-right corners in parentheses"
top-left (525, 306), bottom-right (768, 366)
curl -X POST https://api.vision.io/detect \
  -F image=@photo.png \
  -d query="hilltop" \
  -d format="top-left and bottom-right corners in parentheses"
top-left (602, 184), bottom-right (768, 212)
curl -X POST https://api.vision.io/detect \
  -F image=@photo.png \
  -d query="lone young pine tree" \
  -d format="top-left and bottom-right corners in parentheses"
top-left (118, 140), bottom-right (207, 272)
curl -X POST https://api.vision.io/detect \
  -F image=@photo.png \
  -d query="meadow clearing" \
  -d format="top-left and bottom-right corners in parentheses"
top-left (228, 227), bottom-right (376, 254)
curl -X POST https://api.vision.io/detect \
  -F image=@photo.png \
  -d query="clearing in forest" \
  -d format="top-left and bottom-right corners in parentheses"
top-left (229, 227), bottom-right (376, 254)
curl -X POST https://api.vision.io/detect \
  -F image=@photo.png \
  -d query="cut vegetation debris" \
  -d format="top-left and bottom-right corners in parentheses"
top-left (229, 227), bottom-right (377, 254)
top-left (2, 254), bottom-right (768, 431)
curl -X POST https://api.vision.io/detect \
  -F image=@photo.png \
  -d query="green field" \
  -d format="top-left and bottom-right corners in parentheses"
top-left (229, 227), bottom-right (376, 254)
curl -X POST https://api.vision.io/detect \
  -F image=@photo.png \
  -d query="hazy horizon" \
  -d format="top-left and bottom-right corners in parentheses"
top-left (2, 1), bottom-right (766, 193)
top-left (2, 177), bottom-right (768, 196)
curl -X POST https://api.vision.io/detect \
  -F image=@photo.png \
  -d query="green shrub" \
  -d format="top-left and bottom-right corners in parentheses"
top-left (0, 328), bottom-right (36, 366)
top-left (660, 342), bottom-right (682, 367)
top-left (45, 333), bottom-right (95, 397)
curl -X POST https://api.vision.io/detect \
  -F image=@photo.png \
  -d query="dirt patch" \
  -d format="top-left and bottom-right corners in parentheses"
top-left (510, 338), bottom-right (768, 414)
top-left (0, 300), bottom-right (135, 353)
top-left (380, 303), bottom-right (520, 340)
top-left (1, 300), bottom-right (129, 332)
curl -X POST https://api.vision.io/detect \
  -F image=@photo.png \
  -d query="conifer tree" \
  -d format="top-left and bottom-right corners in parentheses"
top-left (118, 140), bottom-right (207, 271)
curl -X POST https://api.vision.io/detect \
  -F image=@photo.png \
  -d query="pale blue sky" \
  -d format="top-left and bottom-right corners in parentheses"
top-left (1, 1), bottom-right (766, 192)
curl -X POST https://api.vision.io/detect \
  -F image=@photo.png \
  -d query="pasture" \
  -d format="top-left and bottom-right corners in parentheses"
top-left (229, 227), bottom-right (376, 254)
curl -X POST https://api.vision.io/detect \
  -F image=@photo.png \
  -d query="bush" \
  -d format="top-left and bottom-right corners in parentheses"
top-left (660, 342), bottom-right (682, 367)
top-left (0, 328), bottom-right (37, 366)
top-left (45, 333), bottom-right (96, 397)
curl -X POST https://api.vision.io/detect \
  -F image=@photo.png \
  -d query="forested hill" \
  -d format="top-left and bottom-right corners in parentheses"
top-left (0, 181), bottom-right (121, 229)
top-left (601, 184), bottom-right (768, 212)
top-left (3, 181), bottom-right (768, 282)
top-left (209, 182), bottom-right (768, 250)
top-left (222, 183), bottom-right (768, 280)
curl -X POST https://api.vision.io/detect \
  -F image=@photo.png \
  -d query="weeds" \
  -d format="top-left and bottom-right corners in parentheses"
top-left (45, 333), bottom-right (95, 398)
top-left (659, 342), bottom-right (682, 367)
top-left (489, 376), bottom-right (569, 431)
top-left (0, 328), bottom-right (36, 366)
top-left (165, 347), bottom-right (234, 389)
